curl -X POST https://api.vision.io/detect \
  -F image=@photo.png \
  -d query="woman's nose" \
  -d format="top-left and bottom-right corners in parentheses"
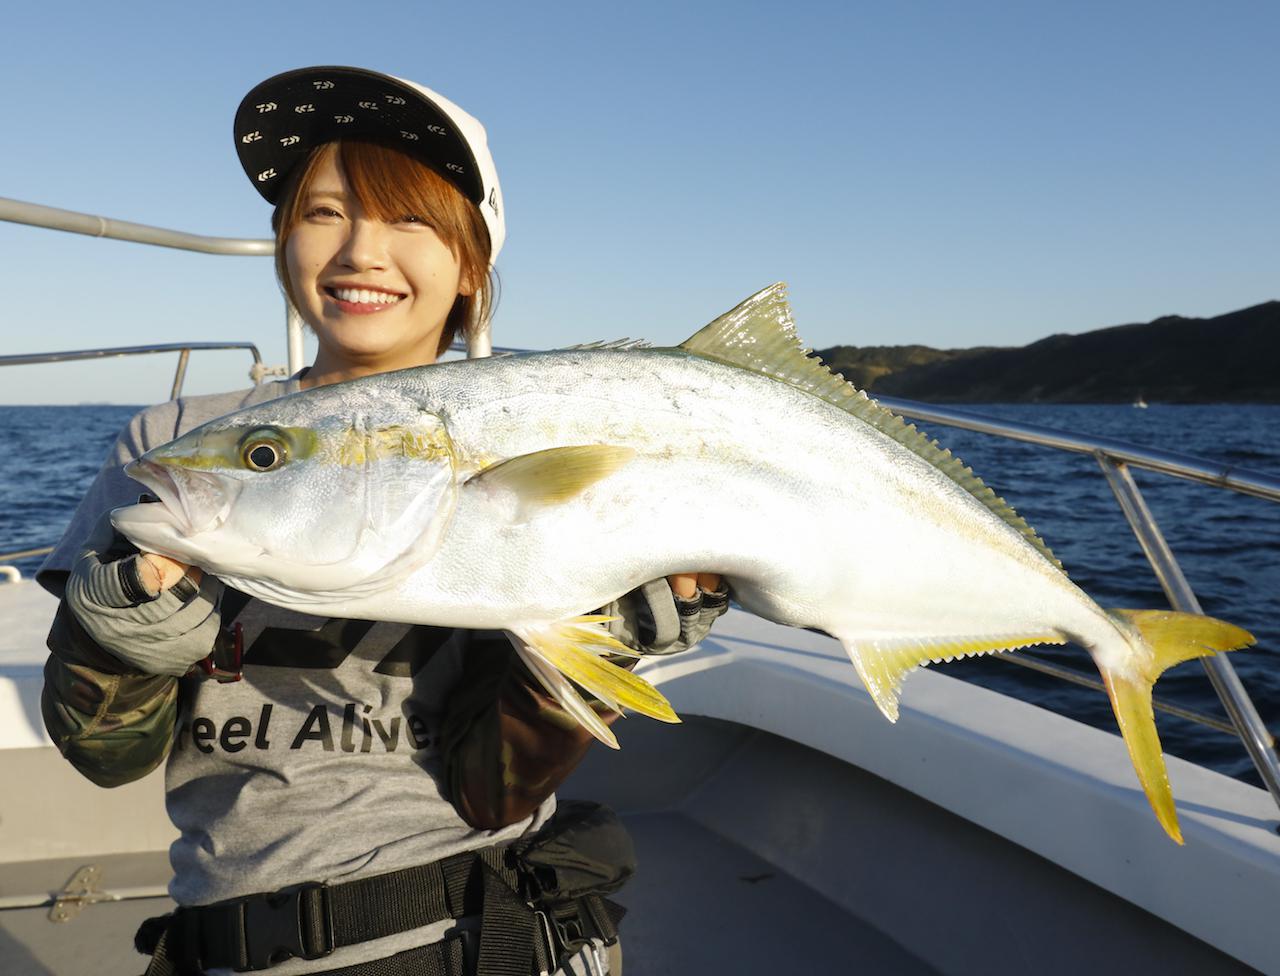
top-left (337, 218), bottom-right (389, 270)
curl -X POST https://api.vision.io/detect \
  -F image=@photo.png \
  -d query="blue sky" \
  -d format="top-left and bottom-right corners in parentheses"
top-left (2, 0), bottom-right (1277, 403)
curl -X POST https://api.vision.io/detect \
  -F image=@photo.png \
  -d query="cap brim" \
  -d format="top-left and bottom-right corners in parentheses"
top-left (234, 66), bottom-right (483, 205)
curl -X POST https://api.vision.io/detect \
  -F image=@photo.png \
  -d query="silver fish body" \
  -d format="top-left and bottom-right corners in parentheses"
top-left (112, 284), bottom-right (1253, 842)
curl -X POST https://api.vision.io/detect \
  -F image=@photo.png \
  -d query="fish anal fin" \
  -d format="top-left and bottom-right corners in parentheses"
top-left (839, 631), bottom-right (1068, 722)
top-left (679, 284), bottom-right (1064, 573)
top-left (467, 446), bottom-right (635, 507)
top-left (513, 617), bottom-right (680, 737)
top-left (512, 638), bottom-right (619, 749)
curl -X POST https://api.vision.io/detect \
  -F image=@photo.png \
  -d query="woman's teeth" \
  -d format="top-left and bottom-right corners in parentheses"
top-left (330, 287), bottom-right (403, 305)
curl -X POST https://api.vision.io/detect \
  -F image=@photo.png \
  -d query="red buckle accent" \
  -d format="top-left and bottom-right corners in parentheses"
top-left (195, 621), bottom-right (244, 683)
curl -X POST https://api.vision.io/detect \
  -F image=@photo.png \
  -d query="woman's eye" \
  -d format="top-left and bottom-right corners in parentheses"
top-left (305, 206), bottom-right (342, 219)
top-left (397, 214), bottom-right (429, 226)
top-left (243, 441), bottom-right (285, 471)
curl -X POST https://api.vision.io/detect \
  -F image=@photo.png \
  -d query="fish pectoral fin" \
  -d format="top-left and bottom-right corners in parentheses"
top-left (466, 446), bottom-right (636, 507)
top-left (839, 631), bottom-right (1068, 722)
top-left (1099, 609), bottom-right (1255, 845)
top-left (511, 617), bottom-right (680, 747)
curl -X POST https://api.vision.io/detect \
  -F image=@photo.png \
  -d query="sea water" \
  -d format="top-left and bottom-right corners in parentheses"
top-left (0, 401), bottom-right (1276, 785)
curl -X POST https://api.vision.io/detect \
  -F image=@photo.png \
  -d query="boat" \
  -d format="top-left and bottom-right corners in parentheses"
top-left (2, 196), bottom-right (1278, 975)
top-left (1134, 394), bottom-right (1150, 409)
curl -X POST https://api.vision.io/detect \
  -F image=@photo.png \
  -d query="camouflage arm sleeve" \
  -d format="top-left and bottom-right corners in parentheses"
top-left (440, 579), bottom-right (730, 829)
top-left (41, 599), bottom-right (179, 788)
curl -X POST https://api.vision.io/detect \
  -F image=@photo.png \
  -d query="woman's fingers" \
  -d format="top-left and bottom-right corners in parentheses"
top-left (667, 573), bottom-right (698, 599)
top-left (138, 552), bottom-right (200, 595)
top-left (667, 572), bottom-right (723, 599)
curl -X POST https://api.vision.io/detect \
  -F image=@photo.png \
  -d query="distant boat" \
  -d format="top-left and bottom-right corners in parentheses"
top-left (1133, 394), bottom-right (1149, 409)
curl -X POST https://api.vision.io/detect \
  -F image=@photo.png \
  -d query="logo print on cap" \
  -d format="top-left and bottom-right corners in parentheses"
top-left (313, 80), bottom-right (335, 90)
top-left (426, 125), bottom-right (448, 137)
top-left (358, 101), bottom-right (380, 111)
top-left (256, 102), bottom-right (277, 113)
top-left (241, 131), bottom-right (263, 144)
top-left (400, 131), bottom-right (419, 141)
top-left (294, 104), bottom-right (315, 114)
top-left (489, 188), bottom-right (499, 216)
top-left (335, 115), bottom-right (354, 124)
top-left (446, 163), bottom-right (465, 174)
top-left (280, 135), bottom-right (301, 146)
top-left (384, 94), bottom-right (406, 105)
top-left (257, 168), bottom-right (277, 183)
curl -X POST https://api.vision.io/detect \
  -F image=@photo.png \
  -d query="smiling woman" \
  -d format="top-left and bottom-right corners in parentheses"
top-left (36, 64), bottom-right (727, 976)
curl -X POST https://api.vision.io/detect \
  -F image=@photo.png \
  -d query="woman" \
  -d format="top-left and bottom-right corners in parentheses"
top-left (39, 66), bottom-right (725, 976)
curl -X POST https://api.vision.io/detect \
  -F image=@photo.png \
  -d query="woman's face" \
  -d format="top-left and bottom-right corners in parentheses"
top-left (285, 152), bottom-right (469, 379)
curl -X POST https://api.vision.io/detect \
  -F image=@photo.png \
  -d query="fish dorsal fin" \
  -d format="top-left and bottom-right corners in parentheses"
top-left (564, 338), bottom-right (652, 351)
top-left (680, 283), bottom-right (1064, 572)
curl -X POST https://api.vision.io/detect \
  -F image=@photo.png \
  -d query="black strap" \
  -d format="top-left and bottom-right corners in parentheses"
top-left (139, 846), bottom-right (524, 974)
top-left (137, 846), bottom-right (620, 976)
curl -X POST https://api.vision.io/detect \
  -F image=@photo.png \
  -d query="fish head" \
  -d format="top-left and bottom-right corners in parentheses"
top-left (111, 384), bottom-right (458, 597)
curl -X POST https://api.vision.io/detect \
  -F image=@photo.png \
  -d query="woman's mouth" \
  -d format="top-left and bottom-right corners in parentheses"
top-left (324, 286), bottom-right (406, 315)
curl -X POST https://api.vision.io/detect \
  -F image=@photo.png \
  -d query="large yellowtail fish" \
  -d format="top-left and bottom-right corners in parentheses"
top-left (112, 284), bottom-right (1253, 843)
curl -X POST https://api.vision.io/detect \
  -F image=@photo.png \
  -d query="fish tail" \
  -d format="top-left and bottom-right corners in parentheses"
top-left (510, 617), bottom-right (681, 748)
top-left (1099, 609), bottom-right (1254, 845)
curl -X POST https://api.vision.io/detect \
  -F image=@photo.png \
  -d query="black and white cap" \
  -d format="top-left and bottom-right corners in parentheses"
top-left (234, 66), bottom-right (505, 264)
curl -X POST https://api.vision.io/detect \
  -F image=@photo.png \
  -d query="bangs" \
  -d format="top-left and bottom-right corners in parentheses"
top-left (337, 140), bottom-right (483, 251)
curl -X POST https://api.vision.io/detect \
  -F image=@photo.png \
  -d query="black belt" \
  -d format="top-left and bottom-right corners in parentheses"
top-left (137, 845), bottom-right (588, 976)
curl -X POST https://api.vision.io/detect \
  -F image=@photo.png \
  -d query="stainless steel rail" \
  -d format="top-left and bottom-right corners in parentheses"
top-left (874, 395), bottom-right (1280, 504)
top-left (0, 197), bottom-right (273, 256)
top-left (0, 196), bottom-right (304, 373)
top-left (875, 395), bottom-right (1280, 814)
top-left (0, 343), bottom-right (270, 401)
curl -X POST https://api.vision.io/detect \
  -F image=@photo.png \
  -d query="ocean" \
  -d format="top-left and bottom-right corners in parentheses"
top-left (0, 401), bottom-right (1277, 786)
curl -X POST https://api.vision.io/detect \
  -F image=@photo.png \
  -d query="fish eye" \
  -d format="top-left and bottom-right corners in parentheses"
top-left (240, 429), bottom-right (288, 472)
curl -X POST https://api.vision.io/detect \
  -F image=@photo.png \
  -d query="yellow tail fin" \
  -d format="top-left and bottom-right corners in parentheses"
top-left (511, 617), bottom-right (681, 749)
top-left (1101, 609), bottom-right (1254, 844)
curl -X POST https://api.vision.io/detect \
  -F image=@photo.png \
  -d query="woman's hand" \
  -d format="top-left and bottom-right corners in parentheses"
top-left (63, 512), bottom-right (223, 676)
top-left (666, 572), bottom-right (722, 600)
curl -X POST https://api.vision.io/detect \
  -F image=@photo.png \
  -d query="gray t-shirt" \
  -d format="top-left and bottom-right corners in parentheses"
top-left (41, 380), bottom-right (556, 974)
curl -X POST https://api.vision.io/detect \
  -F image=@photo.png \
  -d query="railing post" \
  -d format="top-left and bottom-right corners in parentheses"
top-left (1095, 454), bottom-right (1280, 816)
top-left (286, 305), bottom-right (306, 376)
top-left (170, 348), bottom-right (191, 401)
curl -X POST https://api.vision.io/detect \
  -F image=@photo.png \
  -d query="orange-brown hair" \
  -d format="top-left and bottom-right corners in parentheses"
top-left (272, 140), bottom-right (495, 356)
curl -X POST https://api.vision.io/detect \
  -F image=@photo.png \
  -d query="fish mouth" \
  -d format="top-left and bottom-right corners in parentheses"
top-left (125, 458), bottom-right (236, 535)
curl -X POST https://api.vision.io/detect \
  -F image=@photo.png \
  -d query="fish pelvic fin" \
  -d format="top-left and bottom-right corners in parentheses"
top-left (467, 446), bottom-right (635, 506)
top-left (1100, 609), bottom-right (1255, 845)
top-left (840, 631), bottom-right (1069, 722)
top-left (511, 617), bottom-right (680, 748)
top-left (679, 283), bottom-right (1064, 573)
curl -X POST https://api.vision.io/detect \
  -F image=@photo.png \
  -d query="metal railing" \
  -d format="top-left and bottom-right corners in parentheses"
top-left (875, 395), bottom-right (1280, 814)
top-left (0, 342), bottom-right (273, 402)
top-left (4, 195), bottom-right (1279, 812)
top-left (0, 197), bottom-right (305, 375)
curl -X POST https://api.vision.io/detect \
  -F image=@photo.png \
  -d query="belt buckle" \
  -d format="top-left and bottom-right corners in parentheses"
top-left (534, 909), bottom-right (559, 976)
top-left (239, 882), bottom-right (333, 971)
